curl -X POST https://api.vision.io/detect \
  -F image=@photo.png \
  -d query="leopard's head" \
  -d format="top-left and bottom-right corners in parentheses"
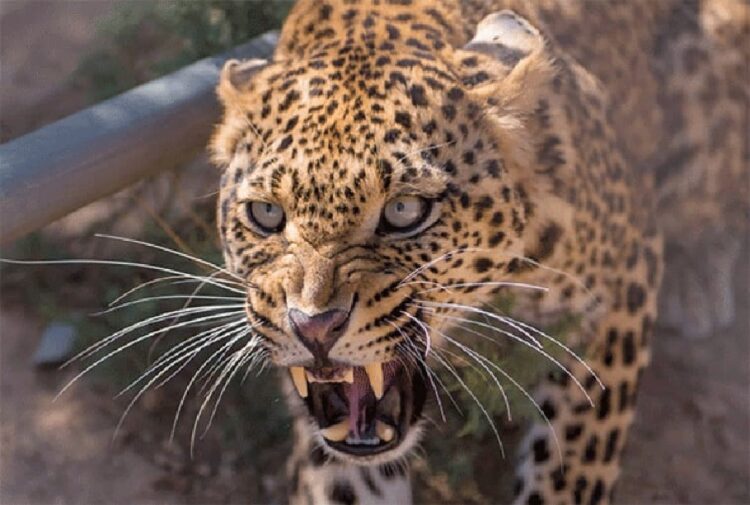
top-left (212, 5), bottom-right (565, 465)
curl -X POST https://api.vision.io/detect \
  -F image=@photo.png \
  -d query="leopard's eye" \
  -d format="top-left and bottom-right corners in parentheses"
top-left (379, 195), bottom-right (431, 234)
top-left (246, 201), bottom-right (285, 234)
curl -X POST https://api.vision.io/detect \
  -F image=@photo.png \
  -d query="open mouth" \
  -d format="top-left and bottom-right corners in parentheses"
top-left (289, 360), bottom-right (427, 458)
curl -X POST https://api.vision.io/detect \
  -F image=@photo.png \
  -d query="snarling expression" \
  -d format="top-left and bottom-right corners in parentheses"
top-left (211, 8), bottom-right (555, 464)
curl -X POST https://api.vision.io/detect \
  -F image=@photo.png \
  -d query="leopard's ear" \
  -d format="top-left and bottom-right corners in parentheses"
top-left (217, 58), bottom-right (268, 104)
top-left (465, 10), bottom-right (544, 67)
top-left (212, 58), bottom-right (267, 168)
top-left (455, 10), bottom-right (555, 112)
top-left (453, 11), bottom-right (559, 171)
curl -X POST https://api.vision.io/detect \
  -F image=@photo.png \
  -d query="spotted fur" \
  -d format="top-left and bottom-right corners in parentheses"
top-left (210, 1), bottom-right (747, 503)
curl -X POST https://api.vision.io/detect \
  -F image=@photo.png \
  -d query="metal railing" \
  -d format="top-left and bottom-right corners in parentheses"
top-left (0, 31), bottom-right (278, 245)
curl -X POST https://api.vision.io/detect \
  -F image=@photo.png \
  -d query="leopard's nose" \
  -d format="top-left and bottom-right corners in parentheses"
top-left (288, 308), bottom-right (350, 362)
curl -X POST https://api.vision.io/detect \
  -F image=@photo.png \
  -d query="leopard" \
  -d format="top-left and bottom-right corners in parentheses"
top-left (209, 0), bottom-right (748, 503)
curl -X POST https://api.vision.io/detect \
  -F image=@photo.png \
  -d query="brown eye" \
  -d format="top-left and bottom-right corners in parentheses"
top-left (383, 196), bottom-right (425, 228)
top-left (246, 201), bottom-right (285, 234)
top-left (378, 195), bottom-right (435, 236)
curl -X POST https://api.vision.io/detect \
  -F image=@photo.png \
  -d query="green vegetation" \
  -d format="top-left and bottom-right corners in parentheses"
top-left (76, 0), bottom-right (293, 100)
top-left (415, 296), bottom-right (581, 502)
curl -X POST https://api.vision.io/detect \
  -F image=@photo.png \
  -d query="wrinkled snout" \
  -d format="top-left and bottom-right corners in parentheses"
top-left (288, 308), bottom-right (350, 364)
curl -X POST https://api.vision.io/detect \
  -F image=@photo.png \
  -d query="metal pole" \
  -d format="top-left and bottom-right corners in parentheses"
top-left (0, 32), bottom-right (277, 245)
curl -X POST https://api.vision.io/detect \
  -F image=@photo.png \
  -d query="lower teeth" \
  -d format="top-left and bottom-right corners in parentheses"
top-left (346, 435), bottom-right (381, 446)
top-left (321, 420), bottom-right (349, 442)
top-left (375, 420), bottom-right (395, 442)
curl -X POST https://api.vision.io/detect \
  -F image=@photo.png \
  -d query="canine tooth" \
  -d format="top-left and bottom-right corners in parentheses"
top-left (321, 421), bottom-right (349, 442)
top-left (376, 421), bottom-right (395, 443)
top-left (365, 362), bottom-right (384, 399)
top-left (343, 368), bottom-right (354, 383)
top-left (290, 367), bottom-right (308, 398)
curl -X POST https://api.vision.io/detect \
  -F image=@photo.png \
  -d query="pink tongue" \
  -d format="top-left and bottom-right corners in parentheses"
top-left (346, 368), bottom-right (370, 436)
top-left (344, 364), bottom-right (398, 437)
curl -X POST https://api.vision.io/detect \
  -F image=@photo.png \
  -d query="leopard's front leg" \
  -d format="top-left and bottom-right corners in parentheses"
top-left (512, 242), bottom-right (661, 505)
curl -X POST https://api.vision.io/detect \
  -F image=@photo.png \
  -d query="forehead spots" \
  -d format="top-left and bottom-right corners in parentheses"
top-left (277, 135), bottom-right (293, 152)
top-left (220, 1), bottom-right (530, 249)
top-left (394, 111), bottom-right (412, 128)
top-left (409, 84), bottom-right (428, 106)
top-left (440, 103), bottom-right (457, 120)
top-left (473, 257), bottom-right (493, 273)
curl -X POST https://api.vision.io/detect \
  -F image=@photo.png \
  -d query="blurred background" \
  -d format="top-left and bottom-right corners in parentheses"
top-left (0, 1), bottom-right (747, 504)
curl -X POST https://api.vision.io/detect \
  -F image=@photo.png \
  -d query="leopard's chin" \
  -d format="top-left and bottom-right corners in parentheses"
top-left (291, 360), bottom-right (428, 464)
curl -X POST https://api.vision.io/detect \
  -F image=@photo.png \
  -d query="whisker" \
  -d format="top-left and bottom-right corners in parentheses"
top-left (151, 329), bottom-right (247, 391)
top-left (386, 319), bottom-right (446, 422)
top-left (195, 330), bottom-right (254, 396)
top-left (94, 233), bottom-right (245, 283)
top-left (116, 319), bottom-right (248, 397)
top-left (201, 339), bottom-right (260, 439)
top-left (179, 314), bottom-right (247, 328)
top-left (398, 246), bottom-right (471, 286)
top-left (170, 332), bottom-right (247, 442)
top-left (146, 319), bottom-right (246, 376)
top-left (71, 308), bottom-right (242, 375)
top-left (415, 303), bottom-right (594, 407)
top-left (67, 304), bottom-right (246, 365)
top-left (433, 344), bottom-right (489, 382)
top-left (55, 309), bottom-right (245, 400)
top-left (414, 300), bottom-right (542, 349)
top-left (400, 311), bottom-right (432, 357)
top-left (107, 276), bottom-right (202, 308)
top-left (408, 342), bottom-right (462, 415)
top-left (240, 349), bottom-right (269, 383)
top-left (191, 344), bottom-right (250, 452)
top-left (397, 247), bottom-right (594, 303)
top-left (0, 258), bottom-right (245, 294)
top-left (440, 332), bottom-right (563, 466)
top-left (425, 299), bottom-right (601, 396)
top-left (492, 311), bottom-right (604, 391)
top-left (503, 254), bottom-right (596, 300)
top-left (145, 270), bottom-right (247, 363)
top-left (430, 350), bottom-right (505, 457)
top-left (424, 300), bottom-right (544, 349)
top-left (480, 311), bottom-right (543, 349)
top-left (420, 413), bottom-right (442, 430)
top-left (112, 325), bottom-right (251, 439)
top-left (92, 295), bottom-right (244, 316)
top-left (192, 353), bottom-right (242, 448)
top-left (408, 280), bottom-right (549, 295)
top-left (421, 321), bottom-right (512, 422)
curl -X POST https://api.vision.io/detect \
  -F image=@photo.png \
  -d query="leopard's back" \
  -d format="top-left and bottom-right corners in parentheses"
top-left (464, 0), bottom-right (749, 337)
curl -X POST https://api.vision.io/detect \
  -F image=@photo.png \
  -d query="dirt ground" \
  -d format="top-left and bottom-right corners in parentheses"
top-left (0, 307), bottom-right (168, 505)
top-left (616, 262), bottom-right (749, 504)
top-left (1, 2), bottom-right (748, 504)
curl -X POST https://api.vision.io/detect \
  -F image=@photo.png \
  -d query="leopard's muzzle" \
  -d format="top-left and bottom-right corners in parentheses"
top-left (289, 360), bottom-right (427, 462)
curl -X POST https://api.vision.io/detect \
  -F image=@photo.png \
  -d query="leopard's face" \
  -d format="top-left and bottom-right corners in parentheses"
top-left (212, 18), bottom-right (550, 465)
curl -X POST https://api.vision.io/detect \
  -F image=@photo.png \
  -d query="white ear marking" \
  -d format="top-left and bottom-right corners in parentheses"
top-left (221, 58), bottom-right (268, 90)
top-left (465, 10), bottom-right (543, 65)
